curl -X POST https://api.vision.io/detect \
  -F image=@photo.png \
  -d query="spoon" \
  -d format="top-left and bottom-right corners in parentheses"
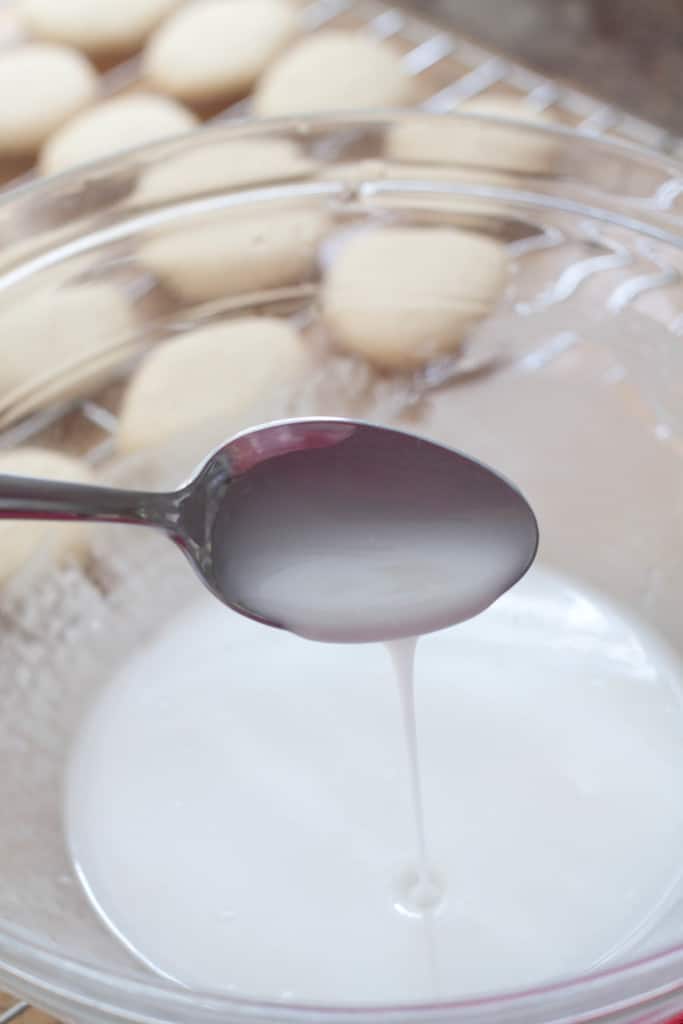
top-left (0, 418), bottom-right (538, 643)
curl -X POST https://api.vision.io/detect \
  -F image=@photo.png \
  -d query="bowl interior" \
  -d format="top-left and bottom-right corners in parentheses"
top-left (1, 114), bottom-right (683, 1023)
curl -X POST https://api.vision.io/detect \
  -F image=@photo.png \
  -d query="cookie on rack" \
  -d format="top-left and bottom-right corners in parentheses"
top-left (0, 283), bottom-right (137, 421)
top-left (322, 226), bottom-right (508, 371)
top-left (386, 95), bottom-right (561, 175)
top-left (133, 137), bottom-right (315, 204)
top-left (143, 0), bottom-right (297, 107)
top-left (39, 92), bottom-right (198, 175)
top-left (138, 202), bottom-right (329, 303)
top-left (117, 318), bottom-right (308, 453)
top-left (253, 30), bottom-right (415, 115)
top-left (20, 0), bottom-right (181, 59)
top-left (0, 447), bottom-right (94, 584)
top-left (0, 43), bottom-right (97, 157)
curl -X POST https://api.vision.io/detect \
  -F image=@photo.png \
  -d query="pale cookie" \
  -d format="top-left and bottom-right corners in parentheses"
top-left (143, 0), bottom-right (297, 105)
top-left (0, 447), bottom-right (93, 583)
top-left (20, 0), bottom-right (180, 57)
top-left (39, 93), bottom-right (198, 176)
top-left (387, 97), bottom-right (559, 175)
top-left (322, 227), bottom-right (508, 371)
top-left (0, 44), bottom-right (97, 156)
top-left (133, 138), bottom-right (315, 205)
top-left (253, 30), bottom-right (414, 116)
top-left (117, 318), bottom-right (306, 453)
top-left (0, 284), bottom-right (136, 417)
top-left (139, 204), bottom-right (328, 303)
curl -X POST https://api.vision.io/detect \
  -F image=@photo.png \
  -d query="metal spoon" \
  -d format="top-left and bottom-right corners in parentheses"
top-left (0, 418), bottom-right (538, 643)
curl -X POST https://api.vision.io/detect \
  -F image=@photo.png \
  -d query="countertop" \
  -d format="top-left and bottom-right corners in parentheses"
top-left (406, 0), bottom-right (683, 137)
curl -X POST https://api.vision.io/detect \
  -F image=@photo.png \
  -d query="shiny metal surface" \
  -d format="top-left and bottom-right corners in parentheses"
top-left (0, 418), bottom-right (538, 642)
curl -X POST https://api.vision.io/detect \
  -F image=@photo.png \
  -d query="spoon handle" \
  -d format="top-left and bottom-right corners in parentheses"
top-left (0, 474), bottom-right (175, 530)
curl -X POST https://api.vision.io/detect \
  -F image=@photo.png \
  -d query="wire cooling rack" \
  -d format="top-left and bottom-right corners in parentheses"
top-left (1, 1), bottom-right (683, 1020)
top-left (0, 0), bottom-right (681, 463)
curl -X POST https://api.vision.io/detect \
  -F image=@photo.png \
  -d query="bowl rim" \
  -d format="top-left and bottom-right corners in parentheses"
top-left (2, 109), bottom-right (683, 1023)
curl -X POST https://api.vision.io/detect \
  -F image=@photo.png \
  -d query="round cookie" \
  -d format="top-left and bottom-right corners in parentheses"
top-left (254, 30), bottom-right (413, 116)
top-left (117, 318), bottom-right (307, 453)
top-left (39, 93), bottom-right (198, 176)
top-left (138, 204), bottom-right (328, 303)
top-left (133, 137), bottom-right (315, 205)
top-left (322, 227), bottom-right (508, 371)
top-left (143, 0), bottom-right (297, 106)
top-left (0, 447), bottom-right (94, 583)
top-left (20, 0), bottom-right (181, 58)
top-left (387, 97), bottom-right (559, 175)
top-left (0, 283), bottom-right (136, 417)
top-left (253, 30), bottom-right (414, 116)
top-left (0, 44), bottom-right (97, 157)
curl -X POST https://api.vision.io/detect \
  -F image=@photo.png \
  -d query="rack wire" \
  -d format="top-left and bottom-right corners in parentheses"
top-left (1, 0), bottom-right (682, 1020)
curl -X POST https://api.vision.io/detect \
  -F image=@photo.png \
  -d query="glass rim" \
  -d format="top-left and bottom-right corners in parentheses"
top-left (2, 924), bottom-right (683, 1022)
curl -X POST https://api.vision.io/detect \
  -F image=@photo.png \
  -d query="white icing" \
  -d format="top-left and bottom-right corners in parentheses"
top-left (66, 565), bottom-right (683, 1003)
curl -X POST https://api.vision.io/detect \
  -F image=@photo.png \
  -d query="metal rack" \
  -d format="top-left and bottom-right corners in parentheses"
top-left (1, 1), bottom-right (682, 1020)
top-left (0, 0), bottom-right (680, 463)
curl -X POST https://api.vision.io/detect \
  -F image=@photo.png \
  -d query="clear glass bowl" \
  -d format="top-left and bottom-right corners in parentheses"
top-left (1, 112), bottom-right (683, 1024)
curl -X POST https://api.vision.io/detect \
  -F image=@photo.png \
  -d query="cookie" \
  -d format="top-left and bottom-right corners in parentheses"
top-left (117, 318), bottom-right (307, 453)
top-left (39, 92), bottom-right (198, 175)
top-left (254, 30), bottom-right (414, 116)
top-left (0, 284), bottom-right (136, 417)
top-left (20, 0), bottom-right (180, 58)
top-left (0, 44), bottom-right (97, 156)
top-left (387, 97), bottom-right (560, 175)
top-left (138, 203), bottom-right (328, 302)
top-left (133, 137), bottom-right (315, 204)
top-left (322, 227), bottom-right (508, 370)
top-left (0, 447), bottom-right (94, 583)
top-left (143, 0), bottom-right (297, 106)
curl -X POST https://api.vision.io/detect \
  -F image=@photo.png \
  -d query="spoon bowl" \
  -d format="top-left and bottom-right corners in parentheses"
top-left (0, 418), bottom-right (539, 643)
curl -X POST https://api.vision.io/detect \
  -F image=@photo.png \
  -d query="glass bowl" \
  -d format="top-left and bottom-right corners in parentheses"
top-left (1, 112), bottom-right (683, 1024)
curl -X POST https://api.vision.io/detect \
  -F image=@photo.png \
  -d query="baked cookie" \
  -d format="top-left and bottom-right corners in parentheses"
top-left (253, 30), bottom-right (414, 115)
top-left (138, 203), bottom-right (328, 302)
top-left (117, 318), bottom-right (307, 453)
top-left (0, 447), bottom-right (94, 583)
top-left (387, 96), bottom-right (560, 175)
top-left (20, 0), bottom-right (181, 58)
top-left (143, 0), bottom-right (297, 106)
top-left (39, 92), bottom-right (198, 175)
top-left (133, 137), bottom-right (315, 204)
top-left (0, 43), bottom-right (97, 156)
top-left (322, 226), bottom-right (508, 370)
top-left (0, 283), bottom-right (136, 415)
